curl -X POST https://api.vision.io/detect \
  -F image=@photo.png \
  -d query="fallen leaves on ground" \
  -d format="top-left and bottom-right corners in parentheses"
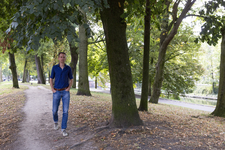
top-left (1, 85), bottom-right (225, 150)
top-left (0, 85), bottom-right (27, 149)
top-left (68, 90), bottom-right (225, 150)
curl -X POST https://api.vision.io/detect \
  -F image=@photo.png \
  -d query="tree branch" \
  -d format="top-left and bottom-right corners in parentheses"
top-left (162, 0), bottom-right (196, 49)
top-left (185, 14), bottom-right (205, 19)
top-left (88, 39), bottom-right (105, 45)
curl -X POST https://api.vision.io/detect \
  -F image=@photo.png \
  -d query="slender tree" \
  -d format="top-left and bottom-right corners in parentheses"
top-left (138, 0), bottom-right (151, 111)
top-left (35, 54), bottom-right (45, 84)
top-left (22, 58), bottom-right (28, 83)
top-left (69, 44), bottom-right (78, 88)
top-left (9, 51), bottom-right (19, 88)
top-left (149, 0), bottom-right (196, 103)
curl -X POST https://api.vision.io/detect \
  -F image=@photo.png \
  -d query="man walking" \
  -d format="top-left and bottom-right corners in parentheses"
top-left (50, 52), bottom-right (73, 136)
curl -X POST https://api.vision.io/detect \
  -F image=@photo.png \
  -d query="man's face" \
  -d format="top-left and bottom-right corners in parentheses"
top-left (58, 54), bottom-right (66, 63)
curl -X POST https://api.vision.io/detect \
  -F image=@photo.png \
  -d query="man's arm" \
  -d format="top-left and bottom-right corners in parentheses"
top-left (50, 78), bottom-right (56, 93)
top-left (66, 79), bottom-right (73, 91)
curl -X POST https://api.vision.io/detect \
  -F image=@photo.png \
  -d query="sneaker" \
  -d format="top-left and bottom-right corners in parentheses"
top-left (54, 123), bottom-right (59, 130)
top-left (62, 129), bottom-right (68, 136)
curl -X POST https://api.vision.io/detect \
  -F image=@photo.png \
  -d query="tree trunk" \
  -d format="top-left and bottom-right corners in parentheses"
top-left (69, 44), bottom-right (78, 88)
top-left (139, 0), bottom-right (150, 111)
top-left (212, 28), bottom-right (225, 117)
top-left (148, 58), bottom-right (154, 96)
top-left (77, 20), bottom-right (91, 96)
top-left (35, 54), bottom-right (46, 84)
top-left (149, 0), bottom-right (196, 103)
top-left (149, 47), bottom-right (167, 103)
top-left (48, 70), bottom-right (50, 83)
top-left (26, 70), bottom-right (30, 82)
top-left (9, 52), bottom-right (19, 88)
top-left (95, 77), bottom-right (97, 89)
top-left (100, 0), bottom-right (143, 127)
top-left (22, 58), bottom-right (28, 83)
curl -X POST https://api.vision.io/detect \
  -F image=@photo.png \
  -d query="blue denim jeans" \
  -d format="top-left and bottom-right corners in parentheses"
top-left (52, 90), bottom-right (70, 129)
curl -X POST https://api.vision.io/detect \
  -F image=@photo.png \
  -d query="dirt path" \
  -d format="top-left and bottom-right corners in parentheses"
top-left (8, 85), bottom-right (97, 150)
top-left (10, 85), bottom-right (53, 150)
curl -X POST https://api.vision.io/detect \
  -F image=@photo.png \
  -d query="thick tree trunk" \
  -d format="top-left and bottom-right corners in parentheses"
top-left (69, 44), bottom-right (78, 88)
top-left (35, 54), bottom-right (46, 84)
top-left (77, 21), bottom-right (91, 96)
top-left (149, 0), bottom-right (196, 104)
top-left (139, 0), bottom-right (151, 111)
top-left (100, 0), bottom-right (143, 127)
top-left (212, 28), bottom-right (225, 117)
top-left (9, 52), bottom-right (19, 88)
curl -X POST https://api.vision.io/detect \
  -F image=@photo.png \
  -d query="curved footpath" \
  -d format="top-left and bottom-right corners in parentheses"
top-left (90, 88), bottom-right (215, 112)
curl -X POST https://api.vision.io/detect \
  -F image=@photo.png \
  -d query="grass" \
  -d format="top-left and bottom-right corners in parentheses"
top-left (0, 81), bottom-right (28, 96)
top-left (180, 97), bottom-right (217, 106)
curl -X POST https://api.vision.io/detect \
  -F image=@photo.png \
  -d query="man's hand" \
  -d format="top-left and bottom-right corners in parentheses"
top-left (50, 78), bottom-right (56, 93)
top-left (65, 79), bottom-right (73, 91)
top-left (52, 89), bottom-right (57, 93)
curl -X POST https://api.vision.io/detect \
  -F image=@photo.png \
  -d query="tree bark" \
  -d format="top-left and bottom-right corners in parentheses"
top-left (22, 58), bottom-right (29, 83)
top-left (77, 19), bottom-right (91, 96)
top-left (26, 70), bottom-right (30, 82)
top-left (139, 0), bottom-right (150, 111)
top-left (69, 44), bottom-right (78, 88)
top-left (35, 54), bottom-right (46, 84)
top-left (95, 76), bottom-right (97, 89)
top-left (9, 52), bottom-right (19, 88)
top-left (212, 27), bottom-right (225, 117)
top-left (100, 0), bottom-right (143, 127)
top-left (148, 58), bottom-right (154, 96)
top-left (149, 0), bottom-right (196, 103)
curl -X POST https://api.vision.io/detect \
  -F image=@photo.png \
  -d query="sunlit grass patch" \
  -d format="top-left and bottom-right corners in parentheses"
top-left (0, 82), bottom-right (28, 97)
top-left (179, 97), bottom-right (217, 106)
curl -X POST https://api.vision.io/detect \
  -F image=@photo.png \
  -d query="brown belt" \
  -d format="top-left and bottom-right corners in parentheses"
top-left (54, 87), bottom-right (68, 91)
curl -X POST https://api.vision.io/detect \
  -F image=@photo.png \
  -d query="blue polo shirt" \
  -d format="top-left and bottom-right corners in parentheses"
top-left (50, 64), bottom-right (73, 89)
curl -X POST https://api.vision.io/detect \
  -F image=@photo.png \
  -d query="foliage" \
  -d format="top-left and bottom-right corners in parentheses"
top-left (11, 0), bottom-right (108, 51)
top-left (87, 28), bottom-right (109, 88)
top-left (197, 0), bottom-right (225, 46)
top-left (127, 16), bottom-right (203, 96)
top-left (195, 42), bottom-right (221, 95)
top-left (162, 24), bottom-right (204, 97)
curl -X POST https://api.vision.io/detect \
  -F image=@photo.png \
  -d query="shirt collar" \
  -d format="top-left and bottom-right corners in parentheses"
top-left (57, 64), bottom-right (67, 68)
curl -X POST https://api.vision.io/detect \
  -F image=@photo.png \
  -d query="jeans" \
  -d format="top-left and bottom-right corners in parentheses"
top-left (52, 90), bottom-right (70, 129)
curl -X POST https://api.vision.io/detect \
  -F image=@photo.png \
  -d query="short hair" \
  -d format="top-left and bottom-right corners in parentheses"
top-left (58, 52), bottom-right (66, 57)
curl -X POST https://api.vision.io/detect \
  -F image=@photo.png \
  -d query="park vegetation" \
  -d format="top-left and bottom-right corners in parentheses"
top-left (0, 0), bottom-right (225, 126)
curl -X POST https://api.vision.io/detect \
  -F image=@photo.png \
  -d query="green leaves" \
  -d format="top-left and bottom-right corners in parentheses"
top-left (11, 0), bottom-right (105, 51)
top-left (197, 0), bottom-right (225, 46)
